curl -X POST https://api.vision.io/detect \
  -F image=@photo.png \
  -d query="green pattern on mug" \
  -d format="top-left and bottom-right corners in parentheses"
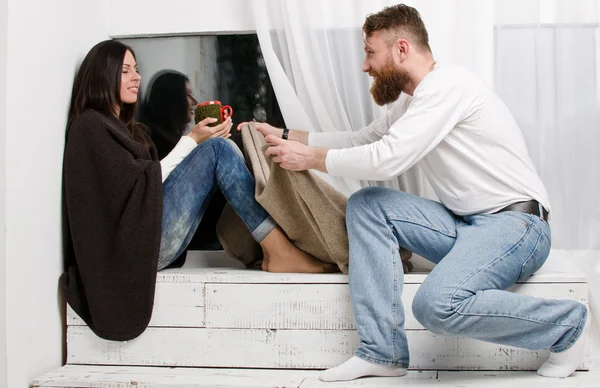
top-left (195, 101), bottom-right (233, 127)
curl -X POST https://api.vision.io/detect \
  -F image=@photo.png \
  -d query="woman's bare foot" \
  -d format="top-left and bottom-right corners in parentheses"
top-left (260, 226), bottom-right (339, 273)
top-left (261, 250), bottom-right (270, 271)
top-left (266, 250), bottom-right (339, 273)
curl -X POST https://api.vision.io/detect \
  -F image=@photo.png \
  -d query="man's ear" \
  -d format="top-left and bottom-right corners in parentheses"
top-left (393, 39), bottom-right (409, 63)
top-left (396, 39), bottom-right (409, 58)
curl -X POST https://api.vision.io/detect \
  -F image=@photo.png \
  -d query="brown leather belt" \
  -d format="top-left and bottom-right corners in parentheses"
top-left (496, 200), bottom-right (549, 221)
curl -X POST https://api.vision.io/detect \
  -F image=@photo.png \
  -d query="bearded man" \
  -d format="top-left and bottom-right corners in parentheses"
top-left (238, 4), bottom-right (588, 382)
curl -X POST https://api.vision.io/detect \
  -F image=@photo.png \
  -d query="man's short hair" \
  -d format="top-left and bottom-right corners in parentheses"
top-left (363, 4), bottom-right (431, 54)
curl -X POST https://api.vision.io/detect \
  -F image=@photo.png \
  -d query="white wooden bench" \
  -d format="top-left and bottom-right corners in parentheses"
top-left (34, 251), bottom-right (591, 387)
top-left (32, 367), bottom-right (600, 388)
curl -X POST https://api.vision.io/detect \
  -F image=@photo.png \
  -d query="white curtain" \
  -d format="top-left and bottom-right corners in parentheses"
top-left (494, 0), bottom-right (600, 366)
top-left (252, 0), bottom-right (599, 364)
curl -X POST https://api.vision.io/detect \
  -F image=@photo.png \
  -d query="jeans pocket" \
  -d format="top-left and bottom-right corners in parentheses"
top-left (517, 226), bottom-right (551, 282)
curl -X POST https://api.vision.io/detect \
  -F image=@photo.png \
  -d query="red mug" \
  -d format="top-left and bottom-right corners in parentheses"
top-left (195, 100), bottom-right (233, 125)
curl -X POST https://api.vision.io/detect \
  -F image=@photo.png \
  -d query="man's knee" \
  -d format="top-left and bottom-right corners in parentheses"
top-left (412, 284), bottom-right (457, 335)
top-left (347, 187), bottom-right (380, 216)
top-left (347, 187), bottom-right (409, 218)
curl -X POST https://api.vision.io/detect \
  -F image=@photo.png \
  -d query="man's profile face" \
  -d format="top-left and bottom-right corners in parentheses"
top-left (363, 32), bottom-right (409, 106)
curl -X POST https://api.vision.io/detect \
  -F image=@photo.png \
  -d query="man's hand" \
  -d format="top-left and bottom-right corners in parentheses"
top-left (264, 135), bottom-right (328, 172)
top-left (236, 121), bottom-right (283, 138)
top-left (237, 121), bottom-right (309, 145)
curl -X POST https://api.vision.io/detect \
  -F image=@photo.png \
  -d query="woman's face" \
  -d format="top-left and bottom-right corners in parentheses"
top-left (120, 50), bottom-right (141, 104)
top-left (185, 82), bottom-right (198, 122)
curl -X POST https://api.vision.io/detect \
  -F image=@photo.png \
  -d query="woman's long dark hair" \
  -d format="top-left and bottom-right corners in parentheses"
top-left (66, 39), bottom-right (147, 145)
top-left (138, 70), bottom-right (191, 139)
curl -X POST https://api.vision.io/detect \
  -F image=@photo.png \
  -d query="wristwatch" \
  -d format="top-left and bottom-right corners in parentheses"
top-left (282, 128), bottom-right (289, 140)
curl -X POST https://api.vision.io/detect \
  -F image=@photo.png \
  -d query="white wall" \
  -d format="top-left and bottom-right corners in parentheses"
top-left (0, 2), bottom-right (248, 385)
top-left (110, 0), bottom-right (254, 37)
top-left (0, 0), bottom-right (7, 385)
top-left (123, 36), bottom-right (218, 103)
top-left (4, 0), bottom-right (109, 386)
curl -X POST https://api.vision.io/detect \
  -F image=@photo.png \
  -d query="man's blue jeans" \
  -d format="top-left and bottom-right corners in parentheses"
top-left (347, 187), bottom-right (587, 368)
top-left (157, 138), bottom-right (276, 270)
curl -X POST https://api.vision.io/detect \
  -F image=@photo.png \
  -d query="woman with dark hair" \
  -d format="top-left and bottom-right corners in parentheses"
top-left (60, 39), bottom-right (335, 341)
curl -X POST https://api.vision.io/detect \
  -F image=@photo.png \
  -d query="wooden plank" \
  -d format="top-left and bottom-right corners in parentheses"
top-left (436, 370), bottom-right (600, 388)
top-left (66, 281), bottom-right (587, 330)
top-left (303, 370), bottom-right (600, 388)
top-left (32, 365), bottom-right (600, 388)
top-left (205, 283), bottom-right (354, 330)
top-left (32, 365), bottom-right (437, 388)
top-left (33, 365), bottom-right (310, 388)
top-left (68, 282), bottom-right (205, 327)
top-left (159, 267), bottom-right (350, 284)
top-left (156, 267), bottom-right (587, 285)
top-left (299, 371), bottom-right (439, 388)
top-left (202, 282), bottom-right (588, 330)
top-left (66, 327), bottom-right (590, 371)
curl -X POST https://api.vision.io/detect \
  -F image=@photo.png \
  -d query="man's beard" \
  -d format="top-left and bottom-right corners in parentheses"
top-left (370, 61), bottom-right (410, 106)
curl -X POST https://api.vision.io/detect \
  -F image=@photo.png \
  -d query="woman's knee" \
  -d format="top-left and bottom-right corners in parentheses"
top-left (196, 137), bottom-right (242, 160)
top-left (200, 137), bottom-right (228, 151)
top-left (225, 138), bottom-right (244, 158)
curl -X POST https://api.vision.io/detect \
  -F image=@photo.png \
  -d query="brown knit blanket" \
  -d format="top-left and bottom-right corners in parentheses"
top-left (217, 124), bottom-right (412, 274)
top-left (61, 110), bottom-right (163, 341)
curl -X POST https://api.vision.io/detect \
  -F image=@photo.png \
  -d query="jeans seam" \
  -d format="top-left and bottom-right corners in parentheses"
top-left (386, 215), bottom-right (456, 238)
top-left (517, 229), bottom-right (544, 282)
top-left (354, 351), bottom-right (409, 368)
top-left (453, 311), bottom-right (581, 328)
top-left (389, 224), bottom-right (399, 363)
top-left (551, 307), bottom-right (588, 353)
top-left (450, 219), bottom-right (534, 310)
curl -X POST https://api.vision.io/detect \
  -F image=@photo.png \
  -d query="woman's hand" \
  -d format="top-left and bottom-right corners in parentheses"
top-left (188, 117), bottom-right (232, 144)
top-left (236, 121), bottom-right (283, 138)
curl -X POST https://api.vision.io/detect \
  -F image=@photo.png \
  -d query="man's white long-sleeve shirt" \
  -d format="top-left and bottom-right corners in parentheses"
top-left (309, 65), bottom-right (550, 216)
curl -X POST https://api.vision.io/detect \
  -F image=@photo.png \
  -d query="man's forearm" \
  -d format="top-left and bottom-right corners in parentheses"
top-left (288, 129), bottom-right (309, 145)
top-left (309, 148), bottom-right (329, 173)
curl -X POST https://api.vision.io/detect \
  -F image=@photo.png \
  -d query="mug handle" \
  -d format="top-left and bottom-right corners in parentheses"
top-left (220, 105), bottom-right (233, 121)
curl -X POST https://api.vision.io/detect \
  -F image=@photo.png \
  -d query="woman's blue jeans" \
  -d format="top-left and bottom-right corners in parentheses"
top-left (157, 138), bottom-right (275, 270)
top-left (347, 187), bottom-right (587, 368)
